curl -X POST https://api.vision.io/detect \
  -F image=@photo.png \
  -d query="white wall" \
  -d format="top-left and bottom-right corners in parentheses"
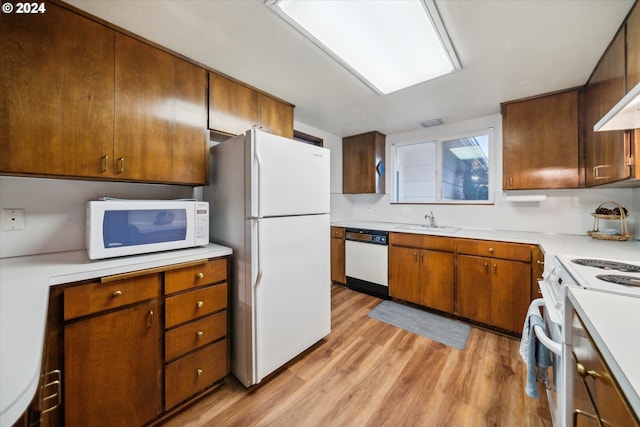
top-left (306, 114), bottom-right (638, 239)
top-left (0, 177), bottom-right (193, 258)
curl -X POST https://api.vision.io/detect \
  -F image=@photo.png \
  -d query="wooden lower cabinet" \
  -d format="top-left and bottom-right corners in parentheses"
top-left (64, 298), bottom-right (162, 427)
top-left (389, 246), bottom-right (454, 313)
top-left (165, 339), bottom-right (228, 409)
top-left (331, 227), bottom-right (346, 284)
top-left (163, 260), bottom-right (230, 410)
top-left (570, 309), bottom-right (639, 426)
top-left (456, 254), bottom-right (531, 333)
top-left (388, 233), bottom-right (533, 335)
top-left (37, 257), bottom-right (231, 427)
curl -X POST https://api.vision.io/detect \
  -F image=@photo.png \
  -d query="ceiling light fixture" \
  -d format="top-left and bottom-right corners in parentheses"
top-left (265, 0), bottom-right (461, 95)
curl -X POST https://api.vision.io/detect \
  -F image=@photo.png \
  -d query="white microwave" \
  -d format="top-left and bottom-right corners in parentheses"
top-left (86, 199), bottom-right (209, 260)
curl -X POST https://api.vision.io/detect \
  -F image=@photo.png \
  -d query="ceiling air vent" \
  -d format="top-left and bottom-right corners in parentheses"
top-left (420, 118), bottom-right (444, 128)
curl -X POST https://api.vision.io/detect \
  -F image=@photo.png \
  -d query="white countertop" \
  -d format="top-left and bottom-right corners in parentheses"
top-left (568, 288), bottom-right (640, 417)
top-left (0, 244), bottom-right (232, 427)
top-left (332, 220), bottom-right (640, 259)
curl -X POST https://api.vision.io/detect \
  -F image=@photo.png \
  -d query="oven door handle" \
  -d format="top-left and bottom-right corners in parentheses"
top-left (533, 324), bottom-right (562, 356)
top-left (530, 299), bottom-right (562, 356)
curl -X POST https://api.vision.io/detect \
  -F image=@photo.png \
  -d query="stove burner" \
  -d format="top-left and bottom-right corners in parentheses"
top-left (571, 258), bottom-right (640, 273)
top-left (596, 275), bottom-right (640, 287)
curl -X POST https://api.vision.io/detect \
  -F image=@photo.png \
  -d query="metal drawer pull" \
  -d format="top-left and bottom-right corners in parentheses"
top-left (572, 409), bottom-right (602, 427)
top-left (148, 310), bottom-right (154, 328)
top-left (196, 301), bottom-right (204, 308)
top-left (493, 264), bottom-right (497, 274)
top-left (488, 247), bottom-right (494, 253)
top-left (484, 262), bottom-right (489, 274)
top-left (196, 331), bottom-right (204, 338)
top-left (112, 290), bottom-right (122, 298)
top-left (576, 362), bottom-right (604, 380)
top-left (101, 155), bottom-right (109, 172)
top-left (40, 370), bottom-right (62, 415)
top-left (196, 272), bottom-right (204, 279)
top-left (196, 368), bottom-right (203, 377)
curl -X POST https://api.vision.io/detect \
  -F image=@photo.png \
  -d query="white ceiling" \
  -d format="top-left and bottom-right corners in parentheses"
top-left (66, 0), bottom-right (635, 137)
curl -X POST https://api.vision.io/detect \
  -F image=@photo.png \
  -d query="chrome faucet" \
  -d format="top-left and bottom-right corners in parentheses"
top-left (425, 211), bottom-right (437, 227)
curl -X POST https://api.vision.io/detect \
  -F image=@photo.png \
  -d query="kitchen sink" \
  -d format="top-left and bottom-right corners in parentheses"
top-left (397, 224), bottom-right (461, 233)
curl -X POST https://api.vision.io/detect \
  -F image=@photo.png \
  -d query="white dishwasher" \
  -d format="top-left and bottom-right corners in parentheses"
top-left (345, 228), bottom-right (389, 299)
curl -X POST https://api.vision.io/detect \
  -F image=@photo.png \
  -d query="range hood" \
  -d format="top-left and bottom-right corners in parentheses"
top-left (594, 82), bottom-right (640, 131)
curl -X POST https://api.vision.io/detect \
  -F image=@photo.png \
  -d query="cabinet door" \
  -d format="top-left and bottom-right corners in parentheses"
top-left (490, 259), bottom-right (531, 332)
top-left (0, 2), bottom-right (114, 178)
top-left (455, 255), bottom-right (491, 324)
top-left (331, 236), bottom-right (346, 284)
top-left (389, 246), bottom-right (421, 304)
top-left (585, 29), bottom-right (629, 186)
top-left (342, 131), bottom-right (386, 194)
top-left (502, 90), bottom-right (579, 189)
top-left (115, 34), bottom-right (207, 185)
top-left (208, 72), bottom-right (257, 135)
top-left (258, 94), bottom-right (294, 139)
top-left (627, 3), bottom-right (640, 92)
top-left (420, 250), bottom-right (454, 313)
top-left (64, 300), bottom-right (162, 427)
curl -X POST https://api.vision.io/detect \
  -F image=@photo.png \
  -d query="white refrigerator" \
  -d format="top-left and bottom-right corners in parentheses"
top-left (204, 128), bottom-right (331, 387)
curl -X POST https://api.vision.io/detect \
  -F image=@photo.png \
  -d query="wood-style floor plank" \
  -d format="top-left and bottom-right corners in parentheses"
top-left (161, 285), bottom-right (552, 427)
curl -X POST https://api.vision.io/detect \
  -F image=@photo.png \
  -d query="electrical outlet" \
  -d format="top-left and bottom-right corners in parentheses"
top-left (2, 208), bottom-right (25, 231)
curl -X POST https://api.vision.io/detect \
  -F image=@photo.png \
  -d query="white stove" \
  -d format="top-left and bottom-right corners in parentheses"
top-left (536, 254), bottom-right (640, 427)
top-left (557, 254), bottom-right (640, 298)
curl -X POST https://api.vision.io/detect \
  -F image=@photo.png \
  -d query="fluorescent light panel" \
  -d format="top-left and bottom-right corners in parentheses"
top-left (267, 0), bottom-right (460, 95)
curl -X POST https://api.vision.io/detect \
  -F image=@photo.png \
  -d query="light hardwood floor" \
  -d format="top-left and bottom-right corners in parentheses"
top-left (161, 285), bottom-right (552, 427)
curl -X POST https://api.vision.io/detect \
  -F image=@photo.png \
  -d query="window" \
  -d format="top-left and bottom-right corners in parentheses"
top-left (393, 131), bottom-right (492, 204)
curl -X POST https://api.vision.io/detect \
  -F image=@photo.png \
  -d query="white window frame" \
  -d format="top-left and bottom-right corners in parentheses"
top-left (390, 128), bottom-right (495, 205)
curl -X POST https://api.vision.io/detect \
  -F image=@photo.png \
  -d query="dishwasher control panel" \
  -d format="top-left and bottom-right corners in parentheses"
top-left (345, 228), bottom-right (388, 245)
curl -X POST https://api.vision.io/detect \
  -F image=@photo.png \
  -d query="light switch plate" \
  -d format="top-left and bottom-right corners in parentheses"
top-left (2, 208), bottom-right (25, 231)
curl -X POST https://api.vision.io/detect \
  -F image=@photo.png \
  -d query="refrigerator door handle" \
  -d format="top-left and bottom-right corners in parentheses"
top-left (252, 218), bottom-right (263, 383)
top-left (254, 141), bottom-right (263, 219)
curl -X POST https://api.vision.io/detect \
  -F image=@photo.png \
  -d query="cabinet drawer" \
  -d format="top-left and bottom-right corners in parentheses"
top-left (165, 311), bottom-right (227, 361)
top-left (165, 339), bottom-right (228, 409)
top-left (165, 258), bottom-right (227, 295)
top-left (165, 283), bottom-right (227, 328)
top-left (64, 274), bottom-right (159, 320)
top-left (456, 239), bottom-right (531, 262)
top-left (389, 232), bottom-right (455, 252)
top-left (331, 226), bottom-right (345, 238)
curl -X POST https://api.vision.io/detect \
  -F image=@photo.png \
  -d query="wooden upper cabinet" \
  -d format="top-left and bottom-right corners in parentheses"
top-left (502, 89), bottom-right (580, 189)
top-left (208, 72), bottom-right (258, 136)
top-left (584, 28), bottom-right (629, 186)
top-left (115, 34), bottom-right (207, 185)
top-left (342, 131), bottom-right (386, 194)
top-left (258, 94), bottom-right (294, 139)
top-left (208, 72), bottom-right (294, 138)
top-left (0, 2), bottom-right (115, 178)
top-left (627, 2), bottom-right (640, 91)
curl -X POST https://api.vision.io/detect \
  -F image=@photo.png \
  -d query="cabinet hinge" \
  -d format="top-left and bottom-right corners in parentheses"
top-left (626, 156), bottom-right (634, 167)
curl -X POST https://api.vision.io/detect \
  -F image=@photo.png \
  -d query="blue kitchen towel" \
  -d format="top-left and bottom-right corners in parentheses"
top-left (519, 300), bottom-right (551, 398)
